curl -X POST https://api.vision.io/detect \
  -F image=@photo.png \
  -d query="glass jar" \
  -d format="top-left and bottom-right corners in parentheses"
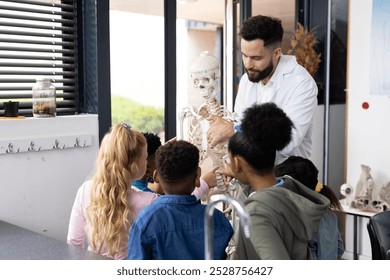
top-left (32, 78), bottom-right (56, 117)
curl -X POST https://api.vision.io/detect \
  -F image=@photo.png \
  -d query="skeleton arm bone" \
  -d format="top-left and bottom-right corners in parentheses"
top-left (178, 107), bottom-right (195, 140)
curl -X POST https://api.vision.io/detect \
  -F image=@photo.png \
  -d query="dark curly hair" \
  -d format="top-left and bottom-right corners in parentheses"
top-left (142, 132), bottom-right (161, 156)
top-left (274, 156), bottom-right (319, 190)
top-left (274, 156), bottom-right (342, 210)
top-left (155, 140), bottom-right (199, 183)
top-left (239, 15), bottom-right (283, 48)
top-left (228, 102), bottom-right (293, 173)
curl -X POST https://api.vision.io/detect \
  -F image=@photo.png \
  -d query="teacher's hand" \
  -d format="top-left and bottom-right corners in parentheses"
top-left (206, 116), bottom-right (234, 147)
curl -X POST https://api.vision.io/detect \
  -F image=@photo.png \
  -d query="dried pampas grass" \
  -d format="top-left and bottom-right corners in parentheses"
top-left (287, 23), bottom-right (321, 76)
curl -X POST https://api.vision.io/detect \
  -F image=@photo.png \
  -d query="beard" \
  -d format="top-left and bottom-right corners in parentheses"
top-left (245, 59), bottom-right (274, 83)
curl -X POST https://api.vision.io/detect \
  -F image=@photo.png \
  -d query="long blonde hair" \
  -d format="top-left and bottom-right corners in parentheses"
top-left (86, 123), bottom-right (146, 258)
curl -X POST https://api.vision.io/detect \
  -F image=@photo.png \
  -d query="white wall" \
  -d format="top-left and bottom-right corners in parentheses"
top-left (347, 0), bottom-right (390, 197)
top-left (343, 0), bottom-right (390, 259)
top-left (0, 115), bottom-right (99, 242)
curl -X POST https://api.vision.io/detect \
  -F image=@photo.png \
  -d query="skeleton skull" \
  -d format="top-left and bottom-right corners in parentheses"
top-left (190, 51), bottom-right (220, 99)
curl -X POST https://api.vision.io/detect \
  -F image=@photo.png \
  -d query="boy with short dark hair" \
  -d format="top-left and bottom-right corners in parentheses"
top-left (132, 132), bottom-right (162, 194)
top-left (127, 140), bottom-right (233, 260)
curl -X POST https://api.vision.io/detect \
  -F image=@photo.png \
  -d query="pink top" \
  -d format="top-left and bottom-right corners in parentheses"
top-left (66, 180), bottom-right (157, 259)
top-left (193, 178), bottom-right (210, 200)
top-left (67, 179), bottom-right (210, 259)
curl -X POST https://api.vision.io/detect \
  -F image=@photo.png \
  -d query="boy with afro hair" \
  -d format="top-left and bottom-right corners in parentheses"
top-left (128, 140), bottom-right (233, 259)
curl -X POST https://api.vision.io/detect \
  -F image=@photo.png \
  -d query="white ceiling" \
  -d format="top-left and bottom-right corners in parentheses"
top-left (109, 0), bottom-right (295, 29)
top-left (110, 0), bottom-right (224, 24)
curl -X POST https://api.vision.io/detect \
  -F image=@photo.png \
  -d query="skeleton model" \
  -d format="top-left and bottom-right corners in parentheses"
top-left (178, 51), bottom-right (236, 193)
top-left (178, 51), bottom-right (241, 259)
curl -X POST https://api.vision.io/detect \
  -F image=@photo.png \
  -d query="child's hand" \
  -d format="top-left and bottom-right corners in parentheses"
top-left (201, 167), bottom-right (219, 188)
top-left (220, 155), bottom-right (235, 182)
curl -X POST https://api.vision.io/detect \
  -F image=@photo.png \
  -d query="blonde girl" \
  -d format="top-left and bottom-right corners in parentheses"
top-left (67, 123), bottom-right (157, 259)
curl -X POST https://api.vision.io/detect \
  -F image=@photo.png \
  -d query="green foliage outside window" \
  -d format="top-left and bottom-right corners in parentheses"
top-left (111, 96), bottom-right (164, 135)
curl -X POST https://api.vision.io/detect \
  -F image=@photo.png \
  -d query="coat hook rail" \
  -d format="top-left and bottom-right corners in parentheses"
top-left (0, 134), bottom-right (92, 155)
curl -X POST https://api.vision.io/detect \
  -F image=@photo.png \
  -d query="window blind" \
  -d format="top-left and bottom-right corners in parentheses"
top-left (0, 0), bottom-right (78, 116)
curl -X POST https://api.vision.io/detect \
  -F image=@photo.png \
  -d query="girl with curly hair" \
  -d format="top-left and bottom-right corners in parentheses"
top-left (227, 103), bottom-right (330, 260)
top-left (67, 123), bottom-right (157, 259)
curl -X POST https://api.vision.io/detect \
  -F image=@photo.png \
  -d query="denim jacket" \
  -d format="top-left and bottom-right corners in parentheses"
top-left (128, 195), bottom-right (233, 260)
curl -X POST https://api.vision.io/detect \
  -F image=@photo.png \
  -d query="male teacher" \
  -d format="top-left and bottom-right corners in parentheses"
top-left (207, 15), bottom-right (318, 164)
